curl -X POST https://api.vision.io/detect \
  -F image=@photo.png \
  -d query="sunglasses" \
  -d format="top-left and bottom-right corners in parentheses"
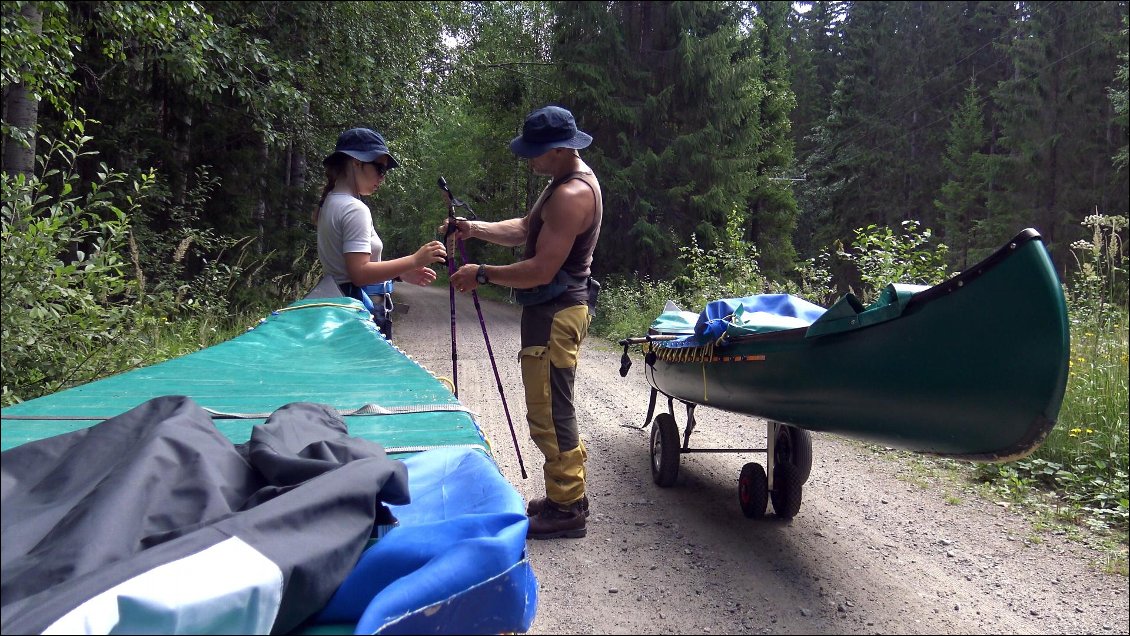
top-left (367, 161), bottom-right (390, 176)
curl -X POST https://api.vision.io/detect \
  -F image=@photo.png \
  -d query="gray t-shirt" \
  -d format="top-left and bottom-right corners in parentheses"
top-left (317, 193), bottom-right (383, 285)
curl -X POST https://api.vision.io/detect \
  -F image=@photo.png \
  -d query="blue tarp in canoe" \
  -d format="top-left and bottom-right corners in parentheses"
top-left (651, 294), bottom-right (827, 348)
top-left (651, 286), bottom-right (932, 349)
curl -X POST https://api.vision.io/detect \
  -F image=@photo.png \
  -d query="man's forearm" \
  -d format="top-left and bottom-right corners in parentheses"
top-left (470, 217), bottom-right (527, 247)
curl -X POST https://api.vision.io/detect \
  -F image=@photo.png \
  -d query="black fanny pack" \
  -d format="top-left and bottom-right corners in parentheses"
top-left (515, 270), bottom-right (600, 307)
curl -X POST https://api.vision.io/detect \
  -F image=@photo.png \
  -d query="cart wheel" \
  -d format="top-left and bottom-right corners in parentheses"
top-left (770, 463), bottom-right (804, 519)
top-left (738, 462), bottom-right (768, 519)
top-left (774, 424), bottom-right (813, 484)
top-left (650, 413), bottom-right (680, 487)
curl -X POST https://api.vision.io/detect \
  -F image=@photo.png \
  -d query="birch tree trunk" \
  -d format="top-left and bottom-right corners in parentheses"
top-left (2, 2), bottom-right (42, 177)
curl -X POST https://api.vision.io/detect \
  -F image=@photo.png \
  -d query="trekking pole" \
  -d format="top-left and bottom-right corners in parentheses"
top-left (440, 183), bottom-right (462, 398)
top-left (438, 176), bottom-right (528, 479)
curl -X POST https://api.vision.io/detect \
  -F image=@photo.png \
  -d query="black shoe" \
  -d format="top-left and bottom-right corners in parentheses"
top-left (527, 501), bottom-right (587, 539)
top-left (527, 495), bottom-right (590, 518)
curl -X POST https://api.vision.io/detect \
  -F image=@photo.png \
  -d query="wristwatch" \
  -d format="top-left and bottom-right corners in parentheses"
top-left (475, 264), bottom-right (489, 285)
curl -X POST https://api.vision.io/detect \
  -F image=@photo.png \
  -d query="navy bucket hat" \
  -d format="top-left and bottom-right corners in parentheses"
top-left (324, 128), bottom-right (400, 169)
top-left (509, 106), bottom-right (593, 158)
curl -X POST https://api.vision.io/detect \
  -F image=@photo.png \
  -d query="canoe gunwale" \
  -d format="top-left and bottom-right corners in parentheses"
top-left (716, 228), bottom-right (1045, 347)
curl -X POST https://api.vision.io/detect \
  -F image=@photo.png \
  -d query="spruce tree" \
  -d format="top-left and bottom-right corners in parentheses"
top-left (935, 81), bottom-right (990, 269)
top-left (553, 1), bottom-right (765, 279)
top-left (748, 1), bottom-right (799, 278)
top-left (989, 1), bottom-right (1129, 261)
top-left (1108, 15), bottom-right (1128, 174)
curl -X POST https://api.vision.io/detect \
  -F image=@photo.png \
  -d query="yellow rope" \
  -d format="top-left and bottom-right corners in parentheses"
top-left (436, 376), bottom-right (456, 394)
top-left (271, 302), bottom-right (364, 314)
top-left (701, 341), bottom-right (714, 402)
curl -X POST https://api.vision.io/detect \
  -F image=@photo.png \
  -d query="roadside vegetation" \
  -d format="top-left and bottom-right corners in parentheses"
top-left (1, 122), bottom-right (312, 406)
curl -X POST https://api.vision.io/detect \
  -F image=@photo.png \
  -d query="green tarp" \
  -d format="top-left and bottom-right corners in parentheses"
top-left (1, 298), bottom-right (488, 455)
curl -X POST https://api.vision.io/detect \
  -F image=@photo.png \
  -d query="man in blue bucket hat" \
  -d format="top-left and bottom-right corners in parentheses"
top-left (507, 105), bottom-right (594, 158)
top-left (446, 105), bottom-right (603, 539)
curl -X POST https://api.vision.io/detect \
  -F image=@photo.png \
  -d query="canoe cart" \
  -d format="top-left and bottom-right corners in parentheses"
top-left (618, 228), bottom-right (1070, 520)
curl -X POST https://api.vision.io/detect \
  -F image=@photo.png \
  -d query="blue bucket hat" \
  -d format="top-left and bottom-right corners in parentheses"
top-left (324, 128), bottom-right (400, 169)
top-left (509, 106), bottom-right (593, 158)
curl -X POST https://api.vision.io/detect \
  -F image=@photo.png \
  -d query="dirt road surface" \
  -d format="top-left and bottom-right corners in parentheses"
top-left (390, 283), bottom-right (1128, 635)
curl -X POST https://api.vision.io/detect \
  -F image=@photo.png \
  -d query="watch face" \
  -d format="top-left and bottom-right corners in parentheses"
top-left (476, 266), bottom-right (487, 284)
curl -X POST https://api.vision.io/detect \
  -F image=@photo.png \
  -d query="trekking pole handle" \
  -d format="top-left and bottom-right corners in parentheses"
top-left (436, 176), bottom-right (475, 218)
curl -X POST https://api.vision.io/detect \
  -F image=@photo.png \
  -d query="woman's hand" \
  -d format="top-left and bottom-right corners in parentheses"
top-left (413, 240), bottom-right (447, 267)
top-left (400, 267), bottom-right (437, 286)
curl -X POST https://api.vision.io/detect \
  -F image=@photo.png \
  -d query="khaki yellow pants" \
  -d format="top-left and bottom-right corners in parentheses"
top-left (519, 304), bottom-right (591, 506)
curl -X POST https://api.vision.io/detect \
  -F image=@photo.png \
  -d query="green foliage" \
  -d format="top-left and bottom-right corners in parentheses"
top-left (1112, 16), bottom-right (1129, 172)
top-left (797, 2), bottom-right (974, 255)
top-left (835, 220), bottom-right (952, 303)
top-left (126, 166), bottom-right (285, 316)
top-left (1067, 213), bottom-right (1130, 320)
top-left (130, 166), bottom-right (223, 299)
top-left (1, 119), bottom-right (153, 404)
top-left (673, 207), bottom-right (765, 310)
top-left (589, 275), bottom-right (681, 343)
top-left (591, 208), bottom-right (765, 340)
top-left (554, 0), bottom-right (771, 278)
top-left (0, 1), bottom-right (80, 117)
top-left (746, 1), bottom-right (800, 278)
top-left (382, 0), bottom-right (556, 268)
top-left (0, 117), bottom-right (278, 406)
top-left (988, 2), bottom-right (1127, 260)
top-left (787, 247), bottom-right (837, 308)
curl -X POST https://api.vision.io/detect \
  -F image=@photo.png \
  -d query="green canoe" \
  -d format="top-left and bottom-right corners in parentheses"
top-left (629, 228), bottom-right (1070, 462)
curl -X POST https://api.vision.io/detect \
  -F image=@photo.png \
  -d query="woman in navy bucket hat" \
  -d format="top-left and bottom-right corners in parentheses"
top-left (314, 127), bottom-right (446, 339)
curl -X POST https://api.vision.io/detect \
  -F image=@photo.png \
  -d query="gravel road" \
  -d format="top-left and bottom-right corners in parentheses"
top-left (390, 283), bottom-right (1128, 635)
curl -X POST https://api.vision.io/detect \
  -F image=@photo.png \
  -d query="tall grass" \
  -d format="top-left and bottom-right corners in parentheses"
top-left (591, 275), bottom-right (681, 341)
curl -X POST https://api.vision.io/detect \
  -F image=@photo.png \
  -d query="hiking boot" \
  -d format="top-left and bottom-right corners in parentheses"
top-left (527, 500), bottom-right (587, 539)
top-left (526, 495), bottom-right (590, 518)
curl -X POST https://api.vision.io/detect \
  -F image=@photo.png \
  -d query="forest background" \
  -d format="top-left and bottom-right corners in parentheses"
top-left (2, 1), bottom-right (1128, 551)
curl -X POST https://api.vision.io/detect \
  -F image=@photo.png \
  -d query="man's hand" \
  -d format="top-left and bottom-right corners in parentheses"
top-left (437, 217), bottom-right (475, 242)
top-left (449, 263), bottom-right (480, 294)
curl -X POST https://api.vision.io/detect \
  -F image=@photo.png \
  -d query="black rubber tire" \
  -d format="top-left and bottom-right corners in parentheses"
top-left (738, 462), bottom-right (768, 519)
top-left (774, 424), bottom-right (813, 484)
top-left (770, 463), bottom-right (804, 519)
top-left (650, 413), bottom-right (680, 487)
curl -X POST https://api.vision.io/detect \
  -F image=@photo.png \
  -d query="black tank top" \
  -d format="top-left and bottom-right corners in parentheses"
top-left (522, 170), bottom-right (603, 306)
